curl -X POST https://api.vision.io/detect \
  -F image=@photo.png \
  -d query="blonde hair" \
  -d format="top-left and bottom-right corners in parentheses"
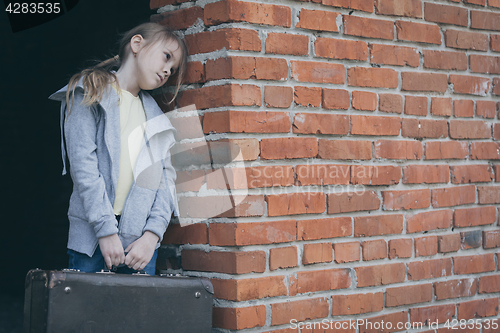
top-left (65, 22), bottom-right (187, 117)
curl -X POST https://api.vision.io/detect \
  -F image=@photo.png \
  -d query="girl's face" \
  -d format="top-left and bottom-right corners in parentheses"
top-left (134, 38), bottom-right (183, 91)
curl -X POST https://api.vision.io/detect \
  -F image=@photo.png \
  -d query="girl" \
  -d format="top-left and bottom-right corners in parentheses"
top-left (49, 22), bottom-right (187, 275)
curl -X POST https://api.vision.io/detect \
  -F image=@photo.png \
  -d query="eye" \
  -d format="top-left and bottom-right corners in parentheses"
top-left (165, 53), bottom-right (171, 60)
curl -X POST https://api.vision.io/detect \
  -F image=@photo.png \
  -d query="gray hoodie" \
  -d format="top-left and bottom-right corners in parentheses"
top-left (49, 80), bottom-right (178, 257)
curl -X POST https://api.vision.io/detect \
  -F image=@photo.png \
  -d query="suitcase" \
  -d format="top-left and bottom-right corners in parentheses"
top-left (23, 269), bottom-right (213, 332)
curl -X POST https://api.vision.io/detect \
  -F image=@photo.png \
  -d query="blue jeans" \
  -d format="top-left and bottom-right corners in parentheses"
top-left (67, 245), bottom-right (158, 275)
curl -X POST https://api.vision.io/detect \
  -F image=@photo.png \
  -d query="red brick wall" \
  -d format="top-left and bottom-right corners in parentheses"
top-left (153, 0), bottom-right (500, 331)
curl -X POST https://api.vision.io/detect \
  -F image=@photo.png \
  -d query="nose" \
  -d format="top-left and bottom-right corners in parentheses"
top-left (164, 65), bottom-right (173, 76)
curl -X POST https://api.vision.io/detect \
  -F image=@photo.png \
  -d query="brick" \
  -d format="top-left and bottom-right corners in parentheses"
top-left (213, 305), bottom-right (266, 330)
top-left (369, 44), bottom-right (419, 67)
top-left (296, 164), bottom-right (350, 186)
top-left (183, 61), bottom-right (205, 84)
top-left (297, 217), bottom-right (352, 240)
top-left (435, 278), bottom-right (477, 300)
top-left (483, 230), bottom-right (500, 249)
top-left (470, 142), bottom-right (500, 159)
top-left (261, 137), bottom-right (318, 160)
top-left (219, 165), bottom-right (294, 189)
top-left (470, 54), bottom-right (500, 74)
top-left (410, 304), bottom-right (455, 326)
top-left (296, 9), bottom-right (340, 32)
top-left (449, 74), bottom-right (490, 96)
top-left (321, 0), bottom-right (374, 12)
top-left (328, 190), bottom-right (380, 214)
top-left (293, 269), bottom-right (351, 294)
top-left (430, 97), bottom-right (453, 117)
top-left (178, 194), bottom-right (264, 219)
top-left (402, 118), bottom-right (448, 139)
top-left (150, 0), bottom-right (175, 8)
top-left (424, 3), bottom-right (468, 26)
top-left (333, 242), bottom-right (361, 263)
top-left (495, 78), bottom-right (500, 95)
top-left (184, 28), bottom-right (261, 55)
top-left (444, 29), bottom-right (489, 51)
top-left (490, 0), bottom-right (500, 8)
top-left (453, 253), bottom-right (495, 274)
top-left (181, 249), bottom-right (266, 274)
top-left (464, 0), bottom-right (486, 5)
top-left (396, 21), bottom-right (441, 44)
top-left (203, 110), bottom-right (291, 134)
top-left (451, 165), bottom-right (494, 184)
top-left (266, 33), bottom-right (309, 56)
top-left (425, 51), bottom-right (468, 72)
top-left (375, 0), bottom-right (422, 18)
top-left (175, 170), bottom-right (206, 192)
top-left (408, 258), bottom-right (453, 281)
top-left (344, 15), bottom-right (394, 39)
top-left (402, 72), bottom-right (448, 92)
top-left (211, 276), bottom-right (287, 301)
top-left (477, 100), bottom-right (497, 118)
top-left (355, 263), bottom-right (406, 287)
top-left (204, 0), bottom-right (291, 27)
top-left (348, 67), bottom-right (398, 88)
top-left (438, 234), bottom-right (461, 253)
top-left (291, 60), bottom-right (344, 84)
top-left (266, 192), bottom-right (324, 216)
top-left (496, 165), bottom-right (500, 181)
top-left (293, 113), bottom-right (348, 135)
top-left (264, 86), bottom-right (293, 108)
top-left (322, 88), bottom-right (350, 110)
top-left (270, 246), bottom-right (297, 270)
top-left (432, 185), bottom-right (476, 208)
top-left (354, 214), bottom-right (404, 236)
top-left (386, 284), bottom-right (433, 307)
top-left (352, 91), bottom-right (377, 111)
top-left (478, 185), bottom-right (500, 203)
top-left (457, 298), bottom-right (499, 320)
top-left (425, 141), bottom-right (468, 160)
top-left (315, 38), bottom-right (368, 61)
top-left (491, 34), bottom-right (500, 51)
top-left (470, 10), bottom-right (500, 31)
top-left (379, 94), bottom-right (403, 113)
top-left (351, 115), bottom-right (401, 136)
top-left (382, 189), bottom-right (431, 210)
top-left (450, 120), bottom-right (491, 139)
top-left (351, 165), bottom-right (401, 185)
top-left (205, 57), bottom-right (288, 80)
top-left (461, 230), bottom-right (483, 249)
top-left (331, 293), bottom-right (383, 316)
top-left (303, 243), bottom-right (333, 264)
top-left (415, 236), bottom-right (438, 257)
top-left (151, 6), bottom-right (203, 31)
top-left (362, 239), bottom-right (387, 261)
top-left (177, 84), bottom-right (261, 110)
top-left (375, 140), bottom-right (422, 159)
top-left (403, 164), bottom-right (449, 184)
top-left (388, 239), bottom-right (412, 259)
top-left (479, 275), bottom-right (500, 293)
top-left (406, 209), bottom-right (453, 233)
top-left (293, 87), bottom-right (321, 107)
top-left (162, 223), bottom-right (207, 245)
top-left (454, 99), bottom-right (475, 117)
top-left (360, 311), bottom-right (409, 333)
top-left (271, 298), bottom-right (329, 326)
top-left (209, 220), bottom-right (296, 246)
top-left (318, 139), bottom-right (372, 160)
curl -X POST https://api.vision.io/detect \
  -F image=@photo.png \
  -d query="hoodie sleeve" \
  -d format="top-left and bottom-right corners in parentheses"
top-left (63, 90), bottom-right (119, 239)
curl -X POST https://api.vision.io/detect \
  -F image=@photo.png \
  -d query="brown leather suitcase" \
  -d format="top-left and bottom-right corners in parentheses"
top-left (23, 269), bottom-right (213, 332)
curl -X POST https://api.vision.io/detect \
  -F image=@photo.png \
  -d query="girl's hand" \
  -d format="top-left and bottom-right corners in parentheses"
top-left (124, 231), bottom-right (159, 271)
top-left (98, 234), bottom-right (125, 269)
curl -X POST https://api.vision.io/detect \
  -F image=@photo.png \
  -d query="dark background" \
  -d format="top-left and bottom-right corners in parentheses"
top-left (0, 1), bottom-right (153, 330)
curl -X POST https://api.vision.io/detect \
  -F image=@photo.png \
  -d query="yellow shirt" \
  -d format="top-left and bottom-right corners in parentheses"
top-left (112, 85), bottom-right (147, 215)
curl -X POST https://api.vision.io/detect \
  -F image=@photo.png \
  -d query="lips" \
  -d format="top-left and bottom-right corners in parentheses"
top-left (158, 74), bottom-right (163, 83)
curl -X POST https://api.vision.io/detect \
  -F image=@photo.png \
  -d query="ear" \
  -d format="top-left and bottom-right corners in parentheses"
top-left (130, 34), bottom-right (144, 54)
